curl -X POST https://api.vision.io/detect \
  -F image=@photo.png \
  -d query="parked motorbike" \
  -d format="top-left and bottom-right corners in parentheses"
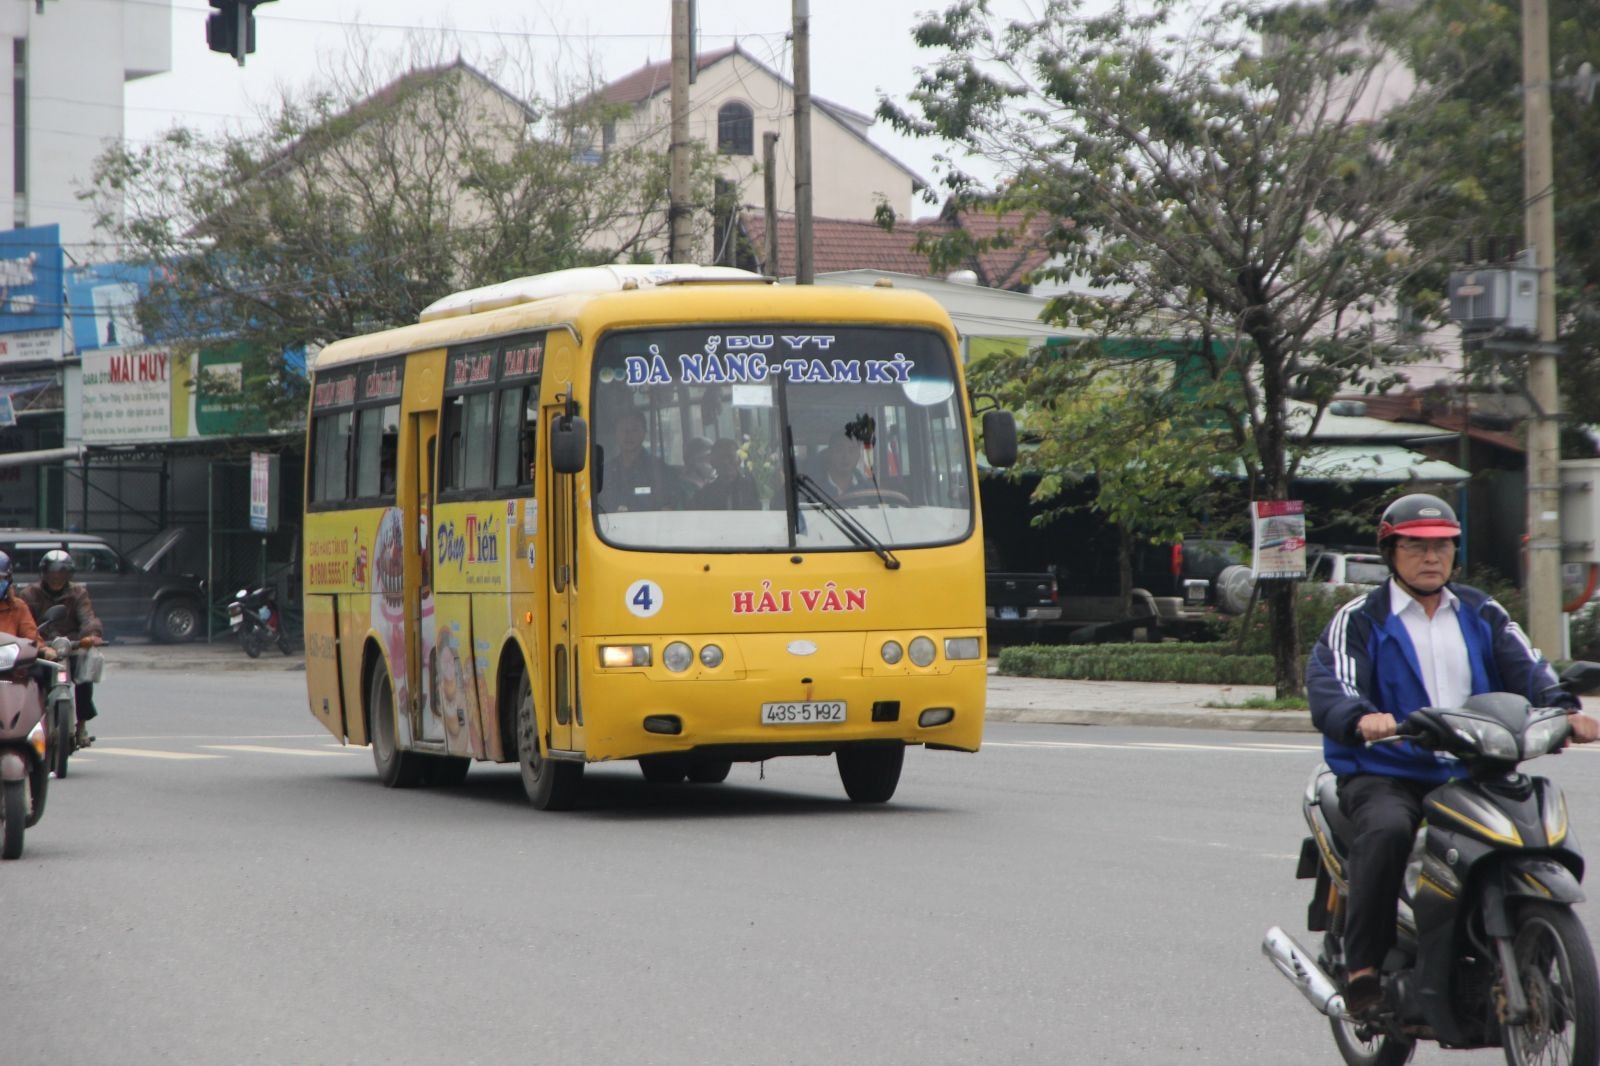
top-left (0, 632), bottom-right (52, 859)
top-left (227, 585), bottom-right (291, 658)
top-left (1264, 660), bottom-right (1600, 1065)
top-left (35, 604), bottom-right (102, 779)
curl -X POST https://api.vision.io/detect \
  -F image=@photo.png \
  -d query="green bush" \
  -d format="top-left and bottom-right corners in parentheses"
top-left (1573, 605), bottom-right (1600, 662)
top-left (999, 644), bottom-right (1275, 684)
top-left (1220, 584), bottom-right (1366, 655)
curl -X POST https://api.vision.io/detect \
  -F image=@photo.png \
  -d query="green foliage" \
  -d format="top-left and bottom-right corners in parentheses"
top-left (886, 0), bottom-right (1464, 694)
top-left (1374, 0), bottom-right (1600, 437)
top-left (1571, 605), bottom-right (1600, 662)
top-left (998, 643), bottom-right (1275, 685)
top-left (1223, 584), bottom-right (1366, 656)
top-left (86, 57), bottom-right (693, 429)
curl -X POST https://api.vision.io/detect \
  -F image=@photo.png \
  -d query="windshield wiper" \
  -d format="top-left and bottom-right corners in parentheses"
top-left (794, 472), bottom-right (901, 570)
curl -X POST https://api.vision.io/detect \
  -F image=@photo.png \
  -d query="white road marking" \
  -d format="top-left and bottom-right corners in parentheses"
top-left (89, 747), bottom-right (224, 761)
top-left (202, 744), bottom-right (355, 758)
top-left (985, 739), bottom-right (1315, 754)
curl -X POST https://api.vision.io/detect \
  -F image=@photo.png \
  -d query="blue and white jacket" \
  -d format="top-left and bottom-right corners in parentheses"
top-left (1306, 581), bottom-right (1574, 783)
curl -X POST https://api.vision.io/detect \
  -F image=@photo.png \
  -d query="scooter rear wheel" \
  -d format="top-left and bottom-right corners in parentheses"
top-left (1, 778), bottom-right (25, 859)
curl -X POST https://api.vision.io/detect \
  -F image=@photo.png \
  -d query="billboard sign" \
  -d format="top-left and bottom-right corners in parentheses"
top-left (1251, 499), bottom-right (1307, 580)
top-left (0, 225), bottom-right (65, 335)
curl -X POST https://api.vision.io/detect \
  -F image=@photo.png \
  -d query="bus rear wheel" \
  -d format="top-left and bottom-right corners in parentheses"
top-left (638, 755), bottom-right (687, 783)
top-left (516, 673), bottom-right (581, 810)
top-left (685, 758), bottom-right (732, 784)
top-left (369, 668), bottom-right (423, 788)
top-left (836, 743), bottom-right (904, 803)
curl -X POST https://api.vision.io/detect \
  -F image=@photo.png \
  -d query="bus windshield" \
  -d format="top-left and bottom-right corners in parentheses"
top-left (591, 325), bottom-right (973, 552)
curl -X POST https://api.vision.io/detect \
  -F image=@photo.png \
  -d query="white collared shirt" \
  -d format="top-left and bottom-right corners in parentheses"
top-left (1389, 579), bottom-right (1472, 710)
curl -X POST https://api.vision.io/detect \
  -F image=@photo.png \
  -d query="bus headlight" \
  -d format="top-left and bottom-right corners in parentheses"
top-left (880, 640), bottom-right (903, 665)
top-left (699, 644), bottom-right (724, 668)
top-left (943, 637), bottom-right (981, 661)
top-left (600, 644), bottom-right (651, 668)
top-left (908, 636), bottom-right (937, 667)
top-left (663, 642), bottom-right (694, 673)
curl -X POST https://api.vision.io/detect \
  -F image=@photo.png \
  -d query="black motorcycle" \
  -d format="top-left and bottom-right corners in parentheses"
top-left (1265, 661), bottom-right (1600, 1066)
top-left (226, 585), bottom-right (291, 658)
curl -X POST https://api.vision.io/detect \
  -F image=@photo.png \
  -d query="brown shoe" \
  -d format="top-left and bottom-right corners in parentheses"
top-left (1343, 973), bottom-right (1382, 1016)
top-left (74, 722), bottom-right (95, 749)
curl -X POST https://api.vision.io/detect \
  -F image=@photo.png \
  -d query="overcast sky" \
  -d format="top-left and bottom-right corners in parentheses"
top-left (123, 1), bottom-right (1041, 218)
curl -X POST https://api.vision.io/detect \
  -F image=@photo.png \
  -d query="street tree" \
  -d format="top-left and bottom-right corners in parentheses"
top-left (967, 340), bottom-right (1238, 615)
top-left (883, 0), bottom-right (1457, 694)
top-left (85, 49), bottom-right (697, 429)
top-left (1374, 0), bottom-right (1600, 439)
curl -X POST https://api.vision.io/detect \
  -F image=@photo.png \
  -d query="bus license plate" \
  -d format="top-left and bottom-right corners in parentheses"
top-left (761, 701), bottom-right (846, 725)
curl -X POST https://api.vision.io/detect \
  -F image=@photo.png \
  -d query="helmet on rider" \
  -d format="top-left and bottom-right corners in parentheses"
top-left (0, 550), bottom-right (11, 598)
top-left (40, 549), bottom-right (73, 591)
top-left (1377, 493), bottom-right (1460, 553)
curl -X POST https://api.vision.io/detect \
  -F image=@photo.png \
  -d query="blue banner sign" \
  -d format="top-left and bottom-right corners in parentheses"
top-left (0, 225), bottom-right (65, 335)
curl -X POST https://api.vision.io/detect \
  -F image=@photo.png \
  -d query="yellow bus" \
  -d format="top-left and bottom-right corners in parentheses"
top-left (302, 265), bottom-right (1016, 809)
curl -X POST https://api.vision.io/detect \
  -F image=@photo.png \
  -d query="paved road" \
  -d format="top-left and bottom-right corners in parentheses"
top-left (4, 667), bottom-right (1599, 1064)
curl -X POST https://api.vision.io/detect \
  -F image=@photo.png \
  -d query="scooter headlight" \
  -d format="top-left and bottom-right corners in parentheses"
top-left (1522, 711), bottom-right (1572, 758)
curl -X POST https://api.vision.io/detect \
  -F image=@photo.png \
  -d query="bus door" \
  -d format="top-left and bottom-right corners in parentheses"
top-left (410, 410), bottom-right (445, 747)
top-left (544, 397), bottom-right (579, 754)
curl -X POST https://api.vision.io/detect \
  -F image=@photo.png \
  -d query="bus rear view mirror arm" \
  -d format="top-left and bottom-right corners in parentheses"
top-left (551, 415), bottom-right (588, 475)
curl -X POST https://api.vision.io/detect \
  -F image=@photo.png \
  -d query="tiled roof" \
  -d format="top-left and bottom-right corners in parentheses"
top-left (1337, 390), bottom-right (1524, 452)
top-left (599, 46), bottom-right (737, 105)
top-left (737, 210), bottom-right (1053, 292)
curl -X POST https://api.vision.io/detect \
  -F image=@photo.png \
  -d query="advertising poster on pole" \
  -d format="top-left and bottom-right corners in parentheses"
top-left (1251, 499), bottom-right (1307, 579)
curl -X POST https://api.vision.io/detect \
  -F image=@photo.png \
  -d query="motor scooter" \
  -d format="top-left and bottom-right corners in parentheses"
top-left (0, 632), bottom-right (52, 859)
top-left (226, 585), bottom-right (291, 659)
top-left (35, 603), bottom-right (101, 779)
top-left (1263, 660), bottom-right (1600, 1065)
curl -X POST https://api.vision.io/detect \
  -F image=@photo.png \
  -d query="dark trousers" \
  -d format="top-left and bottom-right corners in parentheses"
top-left (1337, 773), bottom-right (1433, 972)
top-left (76, 682), bottom-right (96, 722)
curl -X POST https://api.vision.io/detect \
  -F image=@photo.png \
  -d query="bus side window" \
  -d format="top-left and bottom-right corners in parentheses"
top-left (311, 410), bottom-right (353, 503)
top-left (494, 386), bottom-right (525, 489)
top-left (520, 390), bottom-right (538, 488)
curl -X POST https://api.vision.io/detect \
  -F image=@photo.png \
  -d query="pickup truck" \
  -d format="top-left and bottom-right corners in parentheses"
top-left (986, 569), bottom-right (1062, 641)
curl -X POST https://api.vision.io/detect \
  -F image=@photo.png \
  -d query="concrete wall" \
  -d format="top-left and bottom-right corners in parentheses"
top-left (0, 0), bottom-right (172, 250)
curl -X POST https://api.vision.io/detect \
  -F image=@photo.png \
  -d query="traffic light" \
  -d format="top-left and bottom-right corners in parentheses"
top-left (206, 1), bottom-right (276, 66)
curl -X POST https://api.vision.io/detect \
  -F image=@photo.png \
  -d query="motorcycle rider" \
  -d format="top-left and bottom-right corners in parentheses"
top-left (1306, 493), bottom-right (1600, 1015)
top-left (19, 550), bottom-right (102, 749)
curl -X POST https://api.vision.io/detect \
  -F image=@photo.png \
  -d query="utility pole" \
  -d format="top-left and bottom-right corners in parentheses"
top-left (1522, 0), bottom-right (1563, 655)
top-left (763, 131), bottom-right (781, 277)
top-left (668, 0), bottom-right (693, 264)
top-left (792, 0), bottom-right (814, 284)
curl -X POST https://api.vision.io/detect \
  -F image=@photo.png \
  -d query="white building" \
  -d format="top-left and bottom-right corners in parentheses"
top-left (0, 0), bottom-right (172, 251)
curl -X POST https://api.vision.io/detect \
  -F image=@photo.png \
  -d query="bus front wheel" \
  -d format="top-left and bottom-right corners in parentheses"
top-left (836, 743), bottom-right (904, 804)
top-left (369, 668), bottom-right (424, 788)
top-left (516, 674), bottom-right (581, 811)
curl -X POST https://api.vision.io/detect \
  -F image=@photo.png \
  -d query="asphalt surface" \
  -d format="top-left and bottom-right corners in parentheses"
top-left (100, 639), bottom-right (1309, 732)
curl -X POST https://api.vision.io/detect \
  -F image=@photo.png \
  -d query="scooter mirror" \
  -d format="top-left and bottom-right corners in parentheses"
top-left (1559, 660), bottom-right (1600, 696)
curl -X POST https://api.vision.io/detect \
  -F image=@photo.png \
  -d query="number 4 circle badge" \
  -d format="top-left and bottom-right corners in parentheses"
top-left (625, 579), bottom-right (664, 618)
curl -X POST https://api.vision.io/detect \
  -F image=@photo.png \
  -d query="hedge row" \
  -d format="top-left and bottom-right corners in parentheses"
top-left (999, 644), bottom-right (1276, 685)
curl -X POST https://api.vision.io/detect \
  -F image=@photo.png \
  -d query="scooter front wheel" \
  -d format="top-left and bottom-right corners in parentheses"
top-left (1, 778), bottom-right (25, 859)
top-left (1502, 901), bottom-right (1599, 1066)
top-left (241, 628), bottom-right (265, 659)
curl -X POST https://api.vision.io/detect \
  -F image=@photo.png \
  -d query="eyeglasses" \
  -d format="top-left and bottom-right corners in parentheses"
top-left (1395, 539), bottom-right (1455, 558)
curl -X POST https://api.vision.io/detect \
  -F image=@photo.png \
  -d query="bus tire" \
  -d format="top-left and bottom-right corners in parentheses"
top-left (836, 743), bottom-right (904, 804)
top-left (369, 668), bottom-right (423, 788)
top-left (516, 673), bottom-right (581, 810)
top-left (685, 758), bottom-right (732, 784)
top-left (638, 754), bottom-right (688, 783)
top-left (423, 756), bottom-right (470, 787)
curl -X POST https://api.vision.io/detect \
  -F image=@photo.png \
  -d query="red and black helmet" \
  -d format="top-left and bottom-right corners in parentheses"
top-left (1377, 493), bottom-right (1460, 549)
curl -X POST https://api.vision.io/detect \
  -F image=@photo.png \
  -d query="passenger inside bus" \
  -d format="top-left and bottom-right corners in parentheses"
top-left (692, 438), bottom-right (760, 510)
top-left (597, 409), bottom-right (679, 512)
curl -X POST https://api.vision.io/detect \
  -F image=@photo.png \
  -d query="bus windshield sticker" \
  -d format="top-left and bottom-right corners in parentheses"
top-left (731, 384), bottom-right (772, 408)
top-left (615, 334), bottom-right (916, 388)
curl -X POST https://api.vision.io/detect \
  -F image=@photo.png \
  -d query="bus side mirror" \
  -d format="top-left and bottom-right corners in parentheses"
top-left (551, 415), bottom-right (588, 474)
top-left (982, 410), bottom-right (1018, 468)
